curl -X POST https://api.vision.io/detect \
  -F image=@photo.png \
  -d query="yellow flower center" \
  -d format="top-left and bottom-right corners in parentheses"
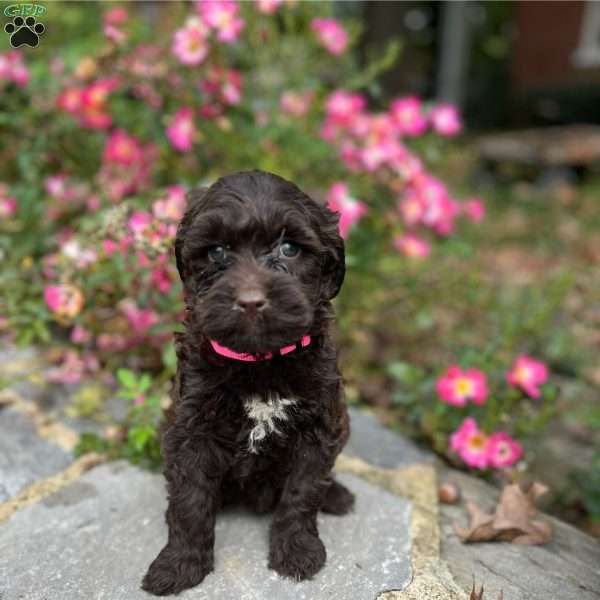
top-left (468, 434), bottom-right (486, 451)
top-left (516, 365), bottom-right (532, 383)
top-left (455, 377), bottom-right (473, 397)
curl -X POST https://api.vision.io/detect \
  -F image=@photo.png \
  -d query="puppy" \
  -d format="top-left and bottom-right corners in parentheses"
top-left (142, 170), bottom-right (354, 596)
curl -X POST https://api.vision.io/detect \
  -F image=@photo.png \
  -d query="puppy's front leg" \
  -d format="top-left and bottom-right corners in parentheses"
top-left (142, 428), bottom-right (228, 596)
top-left (268, 432), bottom-right (335, 580)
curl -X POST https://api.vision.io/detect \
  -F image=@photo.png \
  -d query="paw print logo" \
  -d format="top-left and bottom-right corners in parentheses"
top-left (4, 16), bottom-right (45, 48)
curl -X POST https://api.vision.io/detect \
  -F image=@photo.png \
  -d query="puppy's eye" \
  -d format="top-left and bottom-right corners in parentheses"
top-left (207, 245), bottom-right (227, 262)
top-left (279, 241), bottom-right (300, 258)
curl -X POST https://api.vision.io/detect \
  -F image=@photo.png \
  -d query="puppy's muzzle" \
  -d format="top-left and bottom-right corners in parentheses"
top-left (234, 287), bottom-right (268, 318)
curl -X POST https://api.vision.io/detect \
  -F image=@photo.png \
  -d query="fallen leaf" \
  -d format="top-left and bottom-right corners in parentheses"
top-left (470, 582), bottom-right (484, 600)
top-left (455, 501), bottom-right (496, 542)
top-left (469, 581), bottom-right (504, 599)
top-left (455, 482), bottom-right (552, 545)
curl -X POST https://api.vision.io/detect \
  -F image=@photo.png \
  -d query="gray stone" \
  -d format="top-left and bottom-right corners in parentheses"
top-left (0, 407), bottom-right (72, 502)
top-left (347, 408), bottom-right (432, 469)
top-left (0, 462), bottom-right (412, 600)
top-left (440, 469), bottom-right (600, 600)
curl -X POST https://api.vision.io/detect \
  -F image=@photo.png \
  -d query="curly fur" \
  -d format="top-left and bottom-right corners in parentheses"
top-left (141, 170), bottom-right (353, 596)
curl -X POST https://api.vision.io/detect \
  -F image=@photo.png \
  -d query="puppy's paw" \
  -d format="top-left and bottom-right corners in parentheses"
top-left (320, 480), bottom-right (355, 515)
top-left (141, 544), bottom-right (212, 596)
top-left (268, 530), bottom-right (326, 581)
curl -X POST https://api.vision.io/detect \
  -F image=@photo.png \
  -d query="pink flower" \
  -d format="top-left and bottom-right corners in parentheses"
top-left (97, 333), bottom-right (127, 351)
top-left (103, 130), bottom-right (143, 166)
top-left (71, 325), bottom-right (92, 345)
top-left (507, 355), bottom-right (548, 399)
top-left (134, 394), bottom-right (146, 406)
top-left (393, 234), bottom-right (430, 259)
top-left (172, 17), bottom-right (209, 65)
top-left (97, 138), bottom-right (157, 201)
top-left (0, 196), bottom-right (17, 218)
top-left (326, 182), bottom-right (367, 239)
top-left (120, 300), bottom-right (159, 335)
top-left (166, 107), bottom-right (196, 152)
top-left (57, 88), bottom-right (82, 114)
top-left (151, 268), bottom-right (172, 293)
top-left (487, 432), bottom-right (523, 468)
top-left (200, 67), bottom-right (243, 106)
top-left (153, 186), bottom-right (187, 221)
top-left (104, 23), bottom-right (127, 45)
top-left (358, 138), bottom-right (400, 172)
top-left (102, 239), bottom-right (120, 257)
top-left (199, 0), bottom-right (244, 43)
top-left (390, 97), bottom-right (427, 137)
top-left (103, 7), bottom-right (128, 26)
top-left (311, 18), bottom-right (349, 55)
top-left (391, 152), bottom-right (424, 184)
top-left (128, 211), bottom-right (153, 238)
top-left (43, 284), bottom-right (84, 320)
top-left (0, 51), bottom-right (29, 87)
top-left (255, 0), bottom-right (283, 13)
top-left (324, 90), bottom-right (366, 128)
top-left (411, 175), bottom-right (459, 235)
top-left (398, 193), bottom-right (425, 226)
top-left (65, 78), bottom-right (119, 130)
top-left (464, 198), bottom-right (485, 223)
top-left (430, 103), bottom-right (462, 136)
top-left (46, 350), bottom-right (91, 385)
top-left (436, 365), bottom-right (488, 407)
top-left (450, 418), bottom-right (489, 469)
top-left (280, 91), bottom-right (314, 118)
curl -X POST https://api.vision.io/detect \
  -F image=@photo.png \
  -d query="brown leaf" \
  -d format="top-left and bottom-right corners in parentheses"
top-left (468, 581), bottom-right (504, 599)
top-left (455, 482), bottom-right (552, 545)
top-left (470, 582), bottom-right (484, 600)
top-left (455, 501), bottom-right (496, 542)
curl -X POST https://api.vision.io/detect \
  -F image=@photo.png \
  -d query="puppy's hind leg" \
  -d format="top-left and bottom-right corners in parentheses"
top-left (320, 478), bottom-right (355, 515)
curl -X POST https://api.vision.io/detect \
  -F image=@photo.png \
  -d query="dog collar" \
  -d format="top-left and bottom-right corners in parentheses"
top-left (209, 336), bottom-right (311, 362)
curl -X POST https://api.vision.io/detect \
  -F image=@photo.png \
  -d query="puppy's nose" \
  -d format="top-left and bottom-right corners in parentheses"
top-left (235, 289), bottom-right (267, 315)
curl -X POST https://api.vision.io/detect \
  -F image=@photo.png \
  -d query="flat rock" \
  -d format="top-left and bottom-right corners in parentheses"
top-left (440, 469), bottom-right (600, 600)
top-left (0, 407), bottom-right (72, 502)
top-left (0, 462), bottom-right (412, 600)
top-left (347, 408), bottom-right (432, 469)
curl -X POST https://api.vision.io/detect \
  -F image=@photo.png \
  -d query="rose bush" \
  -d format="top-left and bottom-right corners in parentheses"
top-left (0, 1), bottom-right (556, 473)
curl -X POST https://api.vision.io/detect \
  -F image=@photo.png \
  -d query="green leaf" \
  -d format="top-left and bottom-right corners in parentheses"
top-left (138, 374), bottom-right (152, 393)
top-left (117, 369), bottom-right (137, 390)
top-left (128, 425), bottom-right (155, 453)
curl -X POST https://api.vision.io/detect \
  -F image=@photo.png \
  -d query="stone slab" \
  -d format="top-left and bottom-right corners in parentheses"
top-left (0, 407), bottom-right (72, 502)
top-left (347, 408), bottom-right (432, 469)
top-left (0, 462), bottom-right (413, 600)
top-left (439, 469), bottom-right (600, 600)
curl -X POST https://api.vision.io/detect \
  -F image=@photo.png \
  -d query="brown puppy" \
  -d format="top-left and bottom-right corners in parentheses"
top-left (142, 170), bottom-right (353, 596)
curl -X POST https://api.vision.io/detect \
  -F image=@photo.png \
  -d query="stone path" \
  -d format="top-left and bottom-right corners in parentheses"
top-left (1, 347), bottom-right (599, 600)
top-left (1, 467), bottom-right (411, 600)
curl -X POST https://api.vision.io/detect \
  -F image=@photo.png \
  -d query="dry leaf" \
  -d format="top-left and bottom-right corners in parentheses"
top-left (470, 582), bottom-right (484, 600)
top-left (455, 482), bottom-right (552, 545)
top-left (469, 581), bottom-right (504, 599)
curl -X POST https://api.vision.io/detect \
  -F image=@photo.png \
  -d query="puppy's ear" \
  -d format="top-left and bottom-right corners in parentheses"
top-left (319, 206), bottom-right (346, 300)
top-left (174, 186), bottom-right (208, 287)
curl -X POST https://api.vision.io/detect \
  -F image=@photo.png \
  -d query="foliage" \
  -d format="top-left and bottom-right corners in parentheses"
top-left (0, 1), bottom-right (570, 485)
top-left (75, 368), bottom-right (163, 470)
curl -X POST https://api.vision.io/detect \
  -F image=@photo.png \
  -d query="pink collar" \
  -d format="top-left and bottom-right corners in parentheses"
top-left (209, 335), bottom-right (311, 362)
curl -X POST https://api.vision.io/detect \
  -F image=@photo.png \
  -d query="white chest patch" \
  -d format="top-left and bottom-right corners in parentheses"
top-left (244, 393), bottom-right (296, 454)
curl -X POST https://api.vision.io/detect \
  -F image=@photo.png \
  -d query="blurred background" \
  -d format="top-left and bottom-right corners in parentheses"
top-left (1, 1), bottom-right (598, 538)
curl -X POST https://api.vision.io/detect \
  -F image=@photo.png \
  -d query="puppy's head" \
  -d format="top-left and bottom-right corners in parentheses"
top-left (175, 170), bottom-right (345, 354)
